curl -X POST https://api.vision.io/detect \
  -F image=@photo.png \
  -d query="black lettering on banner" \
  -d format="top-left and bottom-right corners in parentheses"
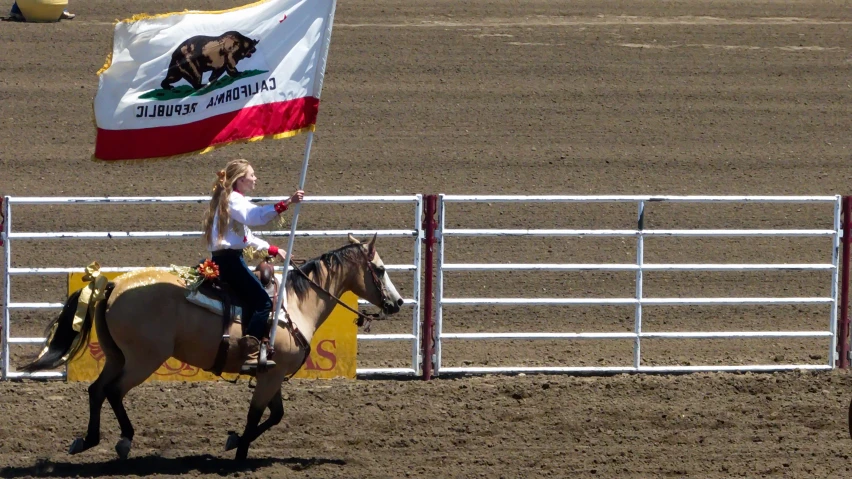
top-left (269, 78), bottom-right (276, 90)
top-left (134, 102), bottom-right (201, 118)
top-left (232, 87), bottom-right (239, 100)
top-left (241, 85), bottom-right (248, 98)
top-left (225, 90), bottom-right (232, 102)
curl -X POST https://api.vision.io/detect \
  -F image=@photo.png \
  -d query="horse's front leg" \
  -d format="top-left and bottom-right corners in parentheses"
top-left (226, 389), bottom-right (283, 453)
top-left (233, 377), bottom-right (285, 460)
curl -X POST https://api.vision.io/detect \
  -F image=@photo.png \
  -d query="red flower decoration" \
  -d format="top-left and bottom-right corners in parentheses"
top-left (197, 259), bottom-right (220, 280)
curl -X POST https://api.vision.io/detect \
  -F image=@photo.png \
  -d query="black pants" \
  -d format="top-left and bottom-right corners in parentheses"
top-left (211, 250), bottom-right (272, 339)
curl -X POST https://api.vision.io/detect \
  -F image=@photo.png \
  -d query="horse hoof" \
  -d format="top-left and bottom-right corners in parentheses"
top-left (225, 432), bottom-right (240, 452)
top-left (68, 438), bottom-right (86, 455)
top-left (235, 448), bottom-right (248, 461)
top-left (115, 437), bottom-right (132, 460)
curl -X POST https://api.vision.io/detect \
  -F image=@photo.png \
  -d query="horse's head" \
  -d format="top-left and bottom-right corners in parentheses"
top-left (347, 233), bottom-right (404, 316)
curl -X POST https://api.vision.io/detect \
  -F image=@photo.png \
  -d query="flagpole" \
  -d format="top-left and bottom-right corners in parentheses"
top-left (262, 0), bottom-right (337, 369)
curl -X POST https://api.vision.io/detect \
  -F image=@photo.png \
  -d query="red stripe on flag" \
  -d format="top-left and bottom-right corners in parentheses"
top-left (94, 97), bottom-right (319, 161)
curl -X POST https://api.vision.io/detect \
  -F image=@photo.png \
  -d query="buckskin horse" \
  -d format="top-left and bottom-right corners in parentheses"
top-left (20, 234), bottom-right (404, 460)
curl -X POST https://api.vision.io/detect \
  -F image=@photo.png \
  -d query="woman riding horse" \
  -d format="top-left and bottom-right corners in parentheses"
top-left (203, 159), bottom-right (304, 372)
top-left (21, 234), bottom-right (404, 460)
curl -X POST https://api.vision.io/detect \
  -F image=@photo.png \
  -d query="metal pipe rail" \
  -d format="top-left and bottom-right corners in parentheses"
top-left (442, 229), bottom-right (836, 237)
top-left (440, 331), bottom-right (833, 340)
top-left (7, 195), bottom-right (421, 205)
top-left (435, 194), bottom-right (843, 376)
top-left (436, 364), bottom-right (832, 375)
top-left (8, 229), bottom-right (418, 240)
top-left (8, 264), bottom-right (417, 274)
top-left (440, 195), bottom-right (839, 203)
top-left (442, 264), bottom-right (835, 271)
top-left (2, 195), bottom-right (424, 379)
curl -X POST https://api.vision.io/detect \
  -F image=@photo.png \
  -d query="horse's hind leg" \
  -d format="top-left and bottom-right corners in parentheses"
top-left (68, 358), bottom-right (123, 455)
top-left (226, 389), bottom-right (283, 452)
top-left (104, 351), bottom-right (169, 459)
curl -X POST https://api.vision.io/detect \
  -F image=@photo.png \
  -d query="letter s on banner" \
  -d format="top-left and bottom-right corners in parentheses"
top-left (315, 339), bottom-right (338, 371)
top-left (304, 339), bottom-right (338, 371)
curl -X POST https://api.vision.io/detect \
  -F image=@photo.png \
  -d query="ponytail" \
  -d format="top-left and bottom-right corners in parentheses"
top-left (202, 160), bottom-right (252, 246)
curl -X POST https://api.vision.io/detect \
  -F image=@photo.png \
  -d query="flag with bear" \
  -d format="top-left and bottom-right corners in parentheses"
top-left (93, 0), bottom-right (336, 161)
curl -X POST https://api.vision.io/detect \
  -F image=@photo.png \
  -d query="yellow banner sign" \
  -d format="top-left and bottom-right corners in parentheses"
top-left (66, 270), bottom-right (356, 381)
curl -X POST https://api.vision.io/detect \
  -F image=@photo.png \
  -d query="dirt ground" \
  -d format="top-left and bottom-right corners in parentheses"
top-left (2, 0), bottom-right (852, 476)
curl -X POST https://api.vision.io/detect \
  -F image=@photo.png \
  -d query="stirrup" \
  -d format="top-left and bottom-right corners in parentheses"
top-left (239, 357), bottom-right (276, 375)
top-left (257, 338), bottom-right (274, 373)
top-left (236, 335), bottom-right (275, 374)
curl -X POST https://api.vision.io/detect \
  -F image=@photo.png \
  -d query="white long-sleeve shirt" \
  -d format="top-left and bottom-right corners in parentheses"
top-left (208, 192), bottom-right (279, 252)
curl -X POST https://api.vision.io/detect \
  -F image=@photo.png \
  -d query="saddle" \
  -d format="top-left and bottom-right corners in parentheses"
top-left (186, 258), bottom-right (279, 337)
top-left (181, 257), bottom-right (282, 376)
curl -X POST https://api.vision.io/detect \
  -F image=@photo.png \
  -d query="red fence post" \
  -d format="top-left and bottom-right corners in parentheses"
top-left (0, 197), bottom-right (4, 247)
top-left (421, 195), bottom-right (437, 380)
top-left (838, 196), bottom-right (851, 368)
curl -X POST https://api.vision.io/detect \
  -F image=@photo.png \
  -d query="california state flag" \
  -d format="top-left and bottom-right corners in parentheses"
top-left (93, 0), bottom-right (336, 161)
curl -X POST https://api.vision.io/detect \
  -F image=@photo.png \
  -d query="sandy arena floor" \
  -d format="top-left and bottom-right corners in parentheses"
top-left (1, 0), bottom-right (852, 476)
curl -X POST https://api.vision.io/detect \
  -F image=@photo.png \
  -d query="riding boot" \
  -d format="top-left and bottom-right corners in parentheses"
top-left (238, 335), bottom-right (275, 373)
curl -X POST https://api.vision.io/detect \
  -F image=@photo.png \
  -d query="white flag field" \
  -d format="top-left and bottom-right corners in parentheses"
top-left (93, 0), bottom-right (336, 161)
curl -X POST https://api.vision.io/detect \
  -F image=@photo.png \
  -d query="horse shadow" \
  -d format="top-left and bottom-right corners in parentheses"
top-left (0, 454), bottom-right (346, 478)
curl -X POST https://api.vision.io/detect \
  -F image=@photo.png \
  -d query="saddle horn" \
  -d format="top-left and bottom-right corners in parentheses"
top-left (254, 257), bottom-right (275, 287)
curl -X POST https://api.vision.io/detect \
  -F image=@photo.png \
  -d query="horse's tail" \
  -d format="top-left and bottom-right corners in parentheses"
top-left (19, 284), bottom-right (114, 373)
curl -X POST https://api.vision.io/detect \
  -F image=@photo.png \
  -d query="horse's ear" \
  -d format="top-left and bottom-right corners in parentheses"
top-left (348, 233), bottom-right (360, 244)
top-left (368, 232), bottom-right (377, 256)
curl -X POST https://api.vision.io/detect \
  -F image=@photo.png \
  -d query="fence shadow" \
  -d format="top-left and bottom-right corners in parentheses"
top-left (0, 454), bottom-right (346, 478)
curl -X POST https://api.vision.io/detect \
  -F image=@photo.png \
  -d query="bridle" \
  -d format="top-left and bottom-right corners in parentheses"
top-left (286, 244), bottom-right (391, 332)
top-left (260, 244), bottom-right (393, 374)
top-left (265, 245), bottom-right (390, 374)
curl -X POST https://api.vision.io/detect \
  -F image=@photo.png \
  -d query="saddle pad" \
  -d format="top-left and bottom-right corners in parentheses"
top-left (186, 288), bottom-right (243, 320)
top-left (185, 289), bottom-right (288, 325)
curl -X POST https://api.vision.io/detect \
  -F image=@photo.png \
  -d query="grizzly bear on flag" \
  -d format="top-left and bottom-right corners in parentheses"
top-left (161, 31), bottom-right (259, 91)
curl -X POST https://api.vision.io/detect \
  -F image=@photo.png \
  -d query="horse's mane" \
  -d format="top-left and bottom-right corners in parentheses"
top-left (287, 243), bottom-right (362, 301)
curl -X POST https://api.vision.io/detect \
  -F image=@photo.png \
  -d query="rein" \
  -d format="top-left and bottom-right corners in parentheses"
top-left (285, 247), bottom-right (386, 333)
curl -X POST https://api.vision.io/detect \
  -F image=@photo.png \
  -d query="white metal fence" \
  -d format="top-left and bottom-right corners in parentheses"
top-left (1, 195), bottom-right (424, 380)
top-left (2, 194), bottom-right (844, 380)
top-left (435, 195), bottom-right (842, 375)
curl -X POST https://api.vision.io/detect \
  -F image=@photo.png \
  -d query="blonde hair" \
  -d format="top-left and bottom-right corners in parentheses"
top-left (202, 159), bottom-right (252, 246)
